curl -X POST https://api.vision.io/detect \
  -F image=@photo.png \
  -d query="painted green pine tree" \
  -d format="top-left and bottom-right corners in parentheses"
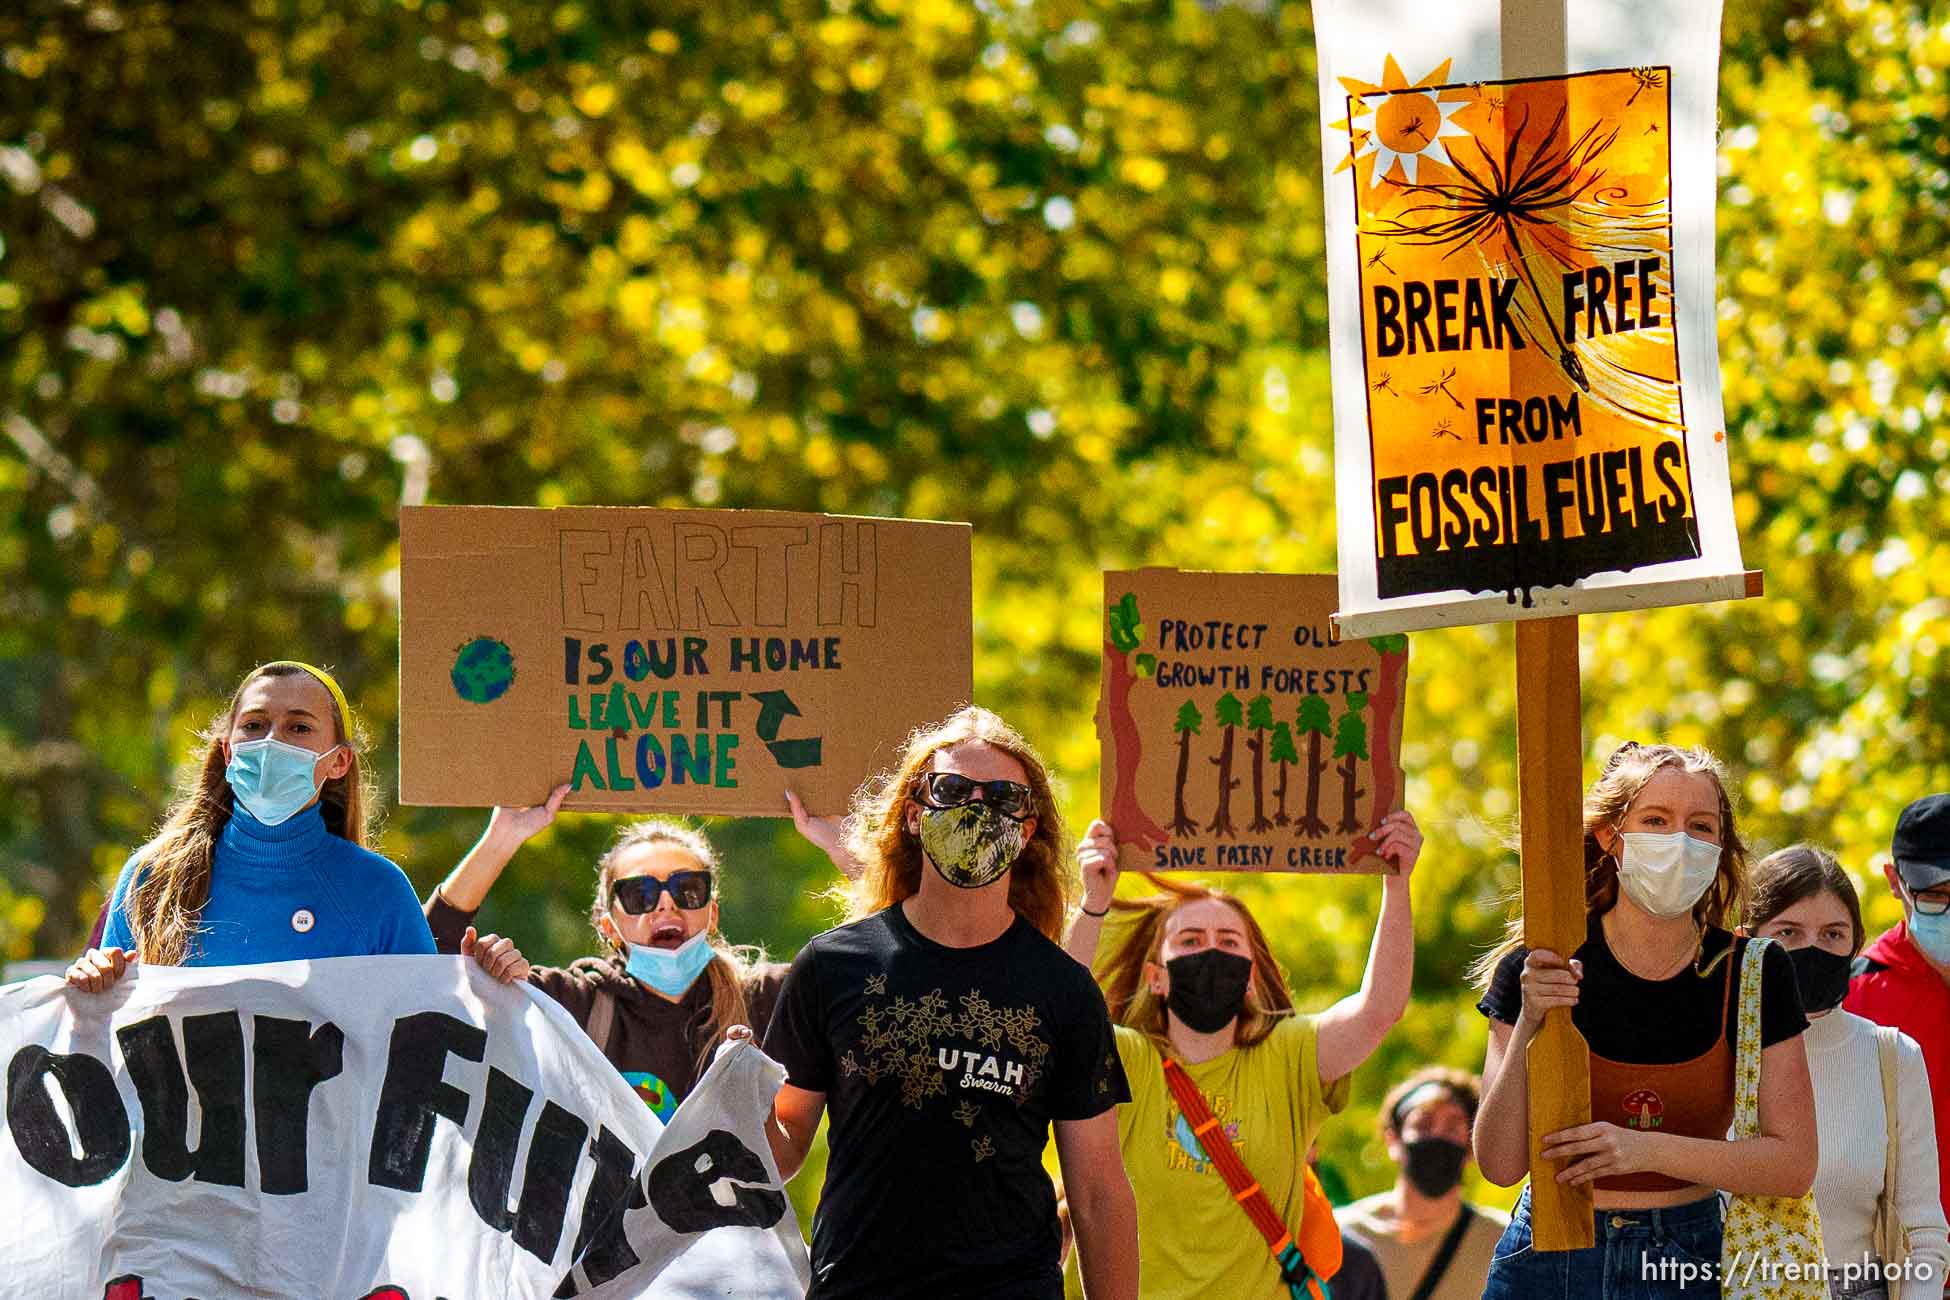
top-left (1170, 698), bottom-right (1203, 836)
top-left (1206, 691), bottom-right (1244, 838)
top-left (1269, 721), bottom-right (1299, 827)
top-left (1294, 694), bottom-right (1333, 839)
top-left (1334, 690), bottom-right (1371, 834)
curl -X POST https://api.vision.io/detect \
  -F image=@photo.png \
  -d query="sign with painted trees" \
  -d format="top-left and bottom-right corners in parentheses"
top-left (1099, 569), bottom-right (1410, 873)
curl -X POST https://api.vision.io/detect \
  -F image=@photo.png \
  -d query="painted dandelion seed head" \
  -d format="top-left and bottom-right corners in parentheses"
top-left (1375, 104), bottom-right (1620, 256)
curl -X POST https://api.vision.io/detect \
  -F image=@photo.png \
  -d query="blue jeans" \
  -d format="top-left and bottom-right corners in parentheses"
top-left (1482, 1185), bottom-right (1723, 1299)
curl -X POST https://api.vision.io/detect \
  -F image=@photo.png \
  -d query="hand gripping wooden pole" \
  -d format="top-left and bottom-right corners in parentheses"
top-left (1502, 0), bottom-right (1596, 1252)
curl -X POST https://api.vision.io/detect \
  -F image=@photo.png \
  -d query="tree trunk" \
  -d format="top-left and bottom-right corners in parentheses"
top-left (1274, 760), bottom-right (1291, 826)
top-left (1295, 731), bottom-right (1329, 838)
top-left (1206, 727), bottom-right (1239, 837)
top-left (1337, 752), bottom-right (1367, 833)
top-left (1170, 730), bottom-right (1199, 835)
top-left (1103, 640), bottom-right (1170, 849)
top-left (1366, 647), bottom-right (1409, 828)
top-left (1246, 733), bottom-right (1271, 832)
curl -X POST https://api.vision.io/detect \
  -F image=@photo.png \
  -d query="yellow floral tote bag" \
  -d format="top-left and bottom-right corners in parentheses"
top-left (1721, 935), bottom-right (1826, 1299)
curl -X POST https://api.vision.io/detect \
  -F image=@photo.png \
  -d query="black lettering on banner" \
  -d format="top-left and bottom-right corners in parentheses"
top-left (368, 1011), bottom-right (486, 1192)
top-left (647, 1130), bottom-right (787, 1233)
top-left (1469, 468), bottom-right (1501, 545)
top-left (468, 1067), bottom-right (592, 1262)
top-left (1439, 469), bottom-right (1470, 549)
top-left (1653, 440), bottom-right (1686, 520)
top-left (253, 1015), bottom-right (346, 1195)
top-left (115, 1012), bottom-right (247, 1187)
top-left (567, 1126), bottom-right (651, 1291)
top-left (1376, 477), bottom-right (1409, 559)
top-left (6, 1045), bottom-right (130, 1187)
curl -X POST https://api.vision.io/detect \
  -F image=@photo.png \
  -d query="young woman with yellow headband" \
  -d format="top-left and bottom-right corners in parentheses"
top-left (67, 661), bottom-right (440, 991)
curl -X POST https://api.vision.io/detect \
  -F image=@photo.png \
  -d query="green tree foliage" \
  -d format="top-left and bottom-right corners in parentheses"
top-left (1334, 690), bottom-right (1370, 762)
top-left (1213, 692), bottom-right (1245, 729)
top-left (1245, 693), bottom-right (1275, 732)
top-left (1269, 720), bottom-right (1299, 768)
top-left (1106, 591), bottom-right (1142, 654)
top-left (4, 0), bottom-right (1949, 1224)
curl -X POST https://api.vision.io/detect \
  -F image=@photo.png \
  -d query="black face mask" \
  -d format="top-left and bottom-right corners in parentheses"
top-left (1787, 944), bottom-right (1854, 1014)
top-left (1401, 1136), bottom-right (1470, 1198)
top-left (1163, 949), bottom-right (1253, 1034)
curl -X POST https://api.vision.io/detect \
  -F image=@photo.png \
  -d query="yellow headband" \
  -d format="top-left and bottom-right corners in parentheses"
top-left (258, 660), bottom-right (355, 742)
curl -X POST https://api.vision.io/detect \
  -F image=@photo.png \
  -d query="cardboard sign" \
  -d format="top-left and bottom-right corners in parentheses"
top-left (1098, 570), bottom-right (1409, 874)
top-left (399, 506), bottom-right (972, 814)
top-left (1315, 0), bottom-right (1746, 636)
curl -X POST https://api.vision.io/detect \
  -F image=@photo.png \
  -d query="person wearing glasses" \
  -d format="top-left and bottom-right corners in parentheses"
top-left (761, 706), bottom-right (1139, 1300)
top-left (424, 798), bottom-right (808, 1120)
top-left (1846, 793), bottom-right (1950, 1234)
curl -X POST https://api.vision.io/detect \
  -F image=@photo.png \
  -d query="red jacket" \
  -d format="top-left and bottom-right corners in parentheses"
top-left (1846, 922), bottom-right (1950, 1223)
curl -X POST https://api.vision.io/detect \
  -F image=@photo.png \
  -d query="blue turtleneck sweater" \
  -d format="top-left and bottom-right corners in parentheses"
top-left (101, 803), bottom-right (436, 964)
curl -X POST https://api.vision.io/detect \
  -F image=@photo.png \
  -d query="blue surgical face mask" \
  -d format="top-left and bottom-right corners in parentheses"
top-left (1906, 895), bottom-right (1950, 965)
top-left (625, 929), bottom-right (716, 999)
top-left (227, 736), bottom-right (338, 826)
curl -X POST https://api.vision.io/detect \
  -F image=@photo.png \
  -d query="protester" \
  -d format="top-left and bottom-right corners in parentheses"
top-left (761, 706), bottom-right (1138, 1299)
top-left (1749, 843), bottom-right (1947, 1299)
top-left (1064, 808), bottom-right (1421, 1299)
top-left (67, 661), bottom-right (439, 992)
top-left (425, 796), bottom-right (804, 1118)
top-left (1339, 1067), bottom-right (1507, 1300)
top-left (1336, 1229), bottom-right (1391, 1300)
top-left (1846, 793), bottom-right (1950, 1229)
top-left (1472, 742), bottom-right (1816, 1298)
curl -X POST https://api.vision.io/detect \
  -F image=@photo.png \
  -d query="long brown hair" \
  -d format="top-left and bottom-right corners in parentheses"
top-left (838, 706), bottom-right (1073, 943)
top-left (1468, 742), bottom-right (1747, 988)
top-left (1097, 876), bottom-right (1294, 1054)
top-left (590, 819), bottom-right (767, 1078)
top-left (125, 662), bottom-right (370, 966)
top-left (1747, 843), bottom-right (1866, 957)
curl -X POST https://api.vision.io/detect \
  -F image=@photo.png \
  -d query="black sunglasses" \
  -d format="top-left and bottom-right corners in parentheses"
top-left (913, 771), bottom-right (1036, 821)
top-left (612, 870), bottom-right (714, 914)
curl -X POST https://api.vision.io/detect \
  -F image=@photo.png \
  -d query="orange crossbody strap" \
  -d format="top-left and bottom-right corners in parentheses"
top-left (1161, 1057), bottom-right (1337, 1300)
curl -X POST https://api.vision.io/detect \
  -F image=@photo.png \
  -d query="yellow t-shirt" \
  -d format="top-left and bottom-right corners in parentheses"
top-left (1114, 1016), bottom-right (1352, 1300)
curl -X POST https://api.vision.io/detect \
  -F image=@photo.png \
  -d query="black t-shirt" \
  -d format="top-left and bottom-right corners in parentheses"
top-left (763, 904), bottom-right (1130, 1300)
top-left (1477, 914), bottom-right (1807, 1060)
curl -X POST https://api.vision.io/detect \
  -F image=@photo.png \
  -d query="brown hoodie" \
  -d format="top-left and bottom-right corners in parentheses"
top-left (425, 892), bottom-right (785, 1111)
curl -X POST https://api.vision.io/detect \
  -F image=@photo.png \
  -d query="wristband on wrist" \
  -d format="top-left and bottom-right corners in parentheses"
top-left (1080, 900), bottom-right (1111, 917)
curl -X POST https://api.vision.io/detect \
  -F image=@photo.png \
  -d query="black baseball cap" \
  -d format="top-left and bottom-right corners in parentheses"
top-left (1893, 794), bottom-right (1950, 892)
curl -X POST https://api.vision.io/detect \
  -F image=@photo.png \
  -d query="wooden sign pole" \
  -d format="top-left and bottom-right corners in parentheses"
top-left (1502, 0), bottom-right (1595, 1253)
top-left (1515, 617), bottom-right (1595, 1250)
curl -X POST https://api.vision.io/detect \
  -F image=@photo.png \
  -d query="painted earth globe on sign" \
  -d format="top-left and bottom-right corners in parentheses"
top-left (450, 637), bottom-right (515, 703)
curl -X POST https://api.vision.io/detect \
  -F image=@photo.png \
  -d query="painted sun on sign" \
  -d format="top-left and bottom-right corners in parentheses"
top-left (1332, 57), bottom-right (1700, 604)
top-left (1341, 57), bottom-right (1473, 187)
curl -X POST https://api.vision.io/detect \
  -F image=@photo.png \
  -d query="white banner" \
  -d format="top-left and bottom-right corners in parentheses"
top-left (1314, 0), bottom-right (1745, 635)
top-left (0, 958), bottom-right (809, 1300)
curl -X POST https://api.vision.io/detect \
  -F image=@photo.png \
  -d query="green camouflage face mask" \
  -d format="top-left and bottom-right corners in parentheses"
top-left (918, 801), bottom-right (1029, 889)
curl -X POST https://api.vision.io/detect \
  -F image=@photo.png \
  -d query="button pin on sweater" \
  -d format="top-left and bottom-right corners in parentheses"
top-left (291, 908), bottom-right (315, 933)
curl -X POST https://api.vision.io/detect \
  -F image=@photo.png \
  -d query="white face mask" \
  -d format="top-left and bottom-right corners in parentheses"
top-left (1614, 830), bottom-right (1721, 918)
